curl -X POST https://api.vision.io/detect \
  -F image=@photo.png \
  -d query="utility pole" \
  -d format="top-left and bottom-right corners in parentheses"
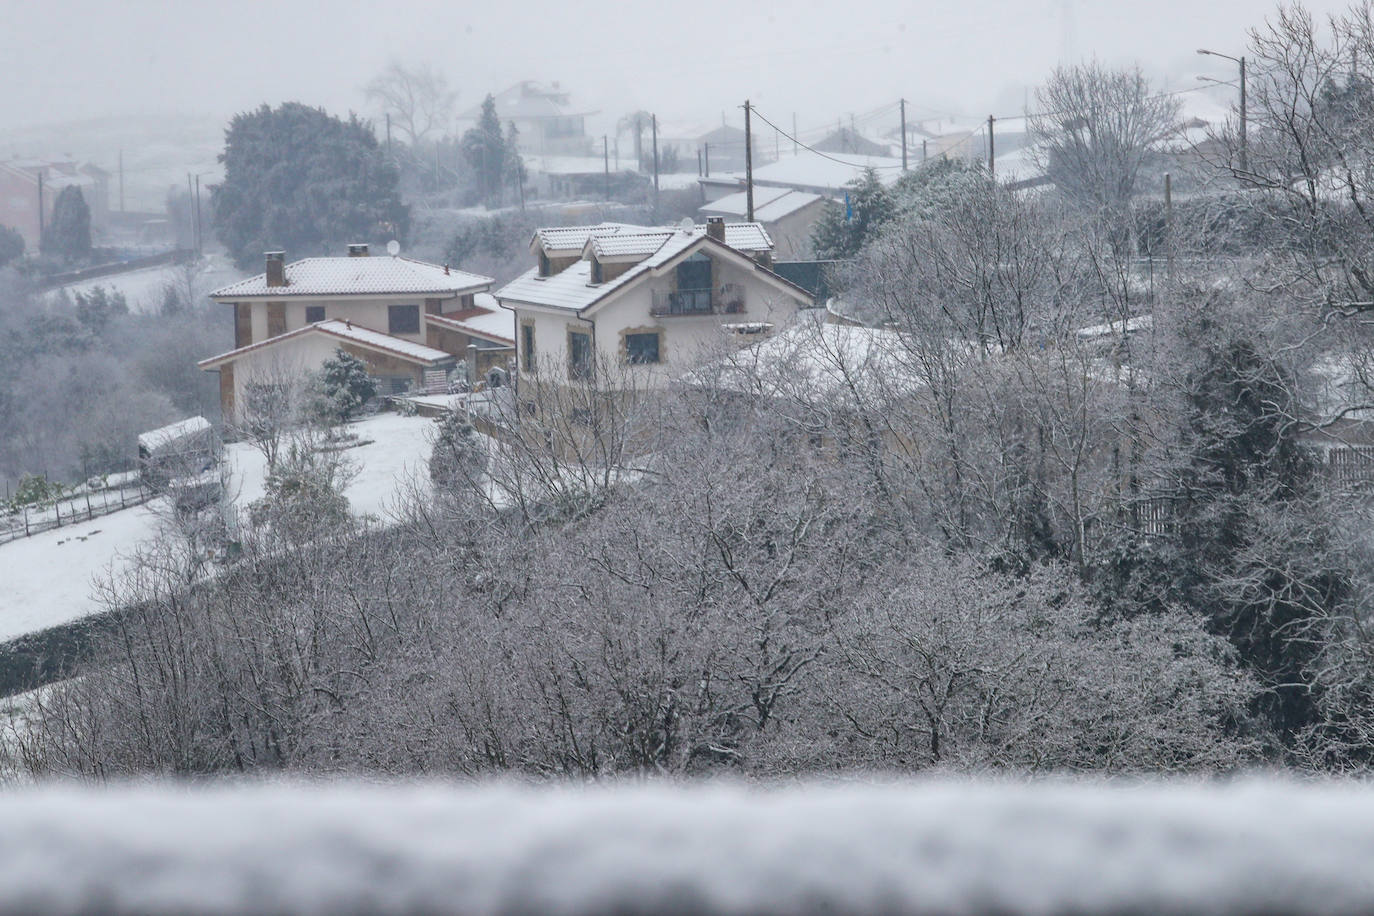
top-left (604, 135), bottom-right (610, 200)
top-left (900, 98), bottom-right (908, 172)
top-left (651, 113), bottom-right (660, 210)
top-left (923, 138), bottom-right (928, 161)
top-left (704, 143), bottom-right (710, 177)
top-left (187, 173), bottom-right (197, 252)
top-left (697, 148), bottom-right (702, 177)
top-left (744, 99), bottom-right (755, 221)
top-left (1165, 171), bottom-right (1174, 281)
top-left (118, 149), bottom-right (124, 212)
top-left (1198, 49), bottom-right (1247, 175)
top-left (987, 115), bottom-right (996, 177)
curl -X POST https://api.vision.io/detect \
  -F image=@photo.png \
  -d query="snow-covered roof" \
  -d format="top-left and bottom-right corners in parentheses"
top-left (198, 319), bottom-right (454, 370)
top-left (137, 416), bottom-right (213, 453)
top-left (533, 223), bottom-right (642, 255)
top-left (688, 312), bottom-right (922, 403)
top-left (428, 296), bottom-right (515, 346)
top-left (500, 224), bottom-right (805, 315)
top-left (700, 187), bottom-right (826, 222)
top-left (210, 257), bottom-right (493, 300)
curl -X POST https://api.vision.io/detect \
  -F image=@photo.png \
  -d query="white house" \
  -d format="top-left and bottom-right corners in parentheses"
top-left (495, 218), bottom-right (814, 389)
top-left (198, 245), bottom-right (510, 420)
top-left (698, 187), bottom-right (828, 259)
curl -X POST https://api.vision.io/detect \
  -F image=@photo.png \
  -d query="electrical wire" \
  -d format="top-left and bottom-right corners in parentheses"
top-left (748, 106), bottom-right (908, 170)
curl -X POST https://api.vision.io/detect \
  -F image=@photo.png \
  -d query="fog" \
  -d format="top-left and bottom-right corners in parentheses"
top-left (0, 0), bottom-right (1358, 140)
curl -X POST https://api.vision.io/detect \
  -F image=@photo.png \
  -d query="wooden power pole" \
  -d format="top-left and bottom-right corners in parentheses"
top-left (744, 99), bottom-right (754, 222)
top-left (900, 99), bottom-right (908, 172)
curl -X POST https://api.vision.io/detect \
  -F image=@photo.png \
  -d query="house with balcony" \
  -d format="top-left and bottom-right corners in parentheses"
top-left (198, 245), bottom-right (509, 420)
top-left (495, 218), bottom-right (814, 391)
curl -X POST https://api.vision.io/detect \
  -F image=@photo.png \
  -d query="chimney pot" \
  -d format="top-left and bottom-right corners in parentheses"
top-left (706, 216), bottom-right (725, 242)
top-left (265, 251), bottom-right (286, 288)
top-left (347, 243), bottom-right (369, 257)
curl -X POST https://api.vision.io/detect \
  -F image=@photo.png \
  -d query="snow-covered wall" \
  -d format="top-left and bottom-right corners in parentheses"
top-left (2, 779), bottom-right (1374, 914)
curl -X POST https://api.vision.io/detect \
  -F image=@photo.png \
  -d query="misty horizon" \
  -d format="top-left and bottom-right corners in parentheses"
top-left (2, 0), bottom-right (1355, 145)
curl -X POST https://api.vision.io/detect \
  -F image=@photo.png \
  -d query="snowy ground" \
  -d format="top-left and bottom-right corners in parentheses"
top-left (1, 779), bottom-right (1374, 914)
top-left (0, 412), bottom-right (438, 644)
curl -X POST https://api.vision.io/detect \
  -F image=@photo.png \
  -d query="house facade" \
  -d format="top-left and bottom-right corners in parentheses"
top-left (495, 218), bottom-right (814, 392)
top-left (199, 245), bottom-right (511, 420)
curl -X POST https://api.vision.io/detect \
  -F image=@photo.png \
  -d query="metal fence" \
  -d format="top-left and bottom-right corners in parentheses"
top-left (0, 481), bottom-right (153, 547)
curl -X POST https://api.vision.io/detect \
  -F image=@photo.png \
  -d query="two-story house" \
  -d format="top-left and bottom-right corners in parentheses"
top-left (198, 245), bottom-right (511, 420)
top-left (495, 218), bottom-right (814, 390)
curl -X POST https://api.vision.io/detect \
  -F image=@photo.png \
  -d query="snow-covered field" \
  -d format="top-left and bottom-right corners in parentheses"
top-left (1, 779), bottom-right (1373, 914)
top-left (0, 412), bottom-right (438, 644)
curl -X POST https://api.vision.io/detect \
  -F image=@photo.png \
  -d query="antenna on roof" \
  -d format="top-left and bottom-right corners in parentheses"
top-left (386, 239), bottom-right (401, 257)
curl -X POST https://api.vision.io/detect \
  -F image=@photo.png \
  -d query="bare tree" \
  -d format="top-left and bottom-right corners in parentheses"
top-left (365, 62), bottom-right (457, 147)
top-left (1030, 62), bottom-right (1181, 220)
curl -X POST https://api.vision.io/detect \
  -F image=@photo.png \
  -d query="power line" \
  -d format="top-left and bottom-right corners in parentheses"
top-left (748, 106), bottom-right (907, 170)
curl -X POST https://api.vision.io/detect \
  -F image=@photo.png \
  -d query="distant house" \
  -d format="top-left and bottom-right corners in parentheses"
top-left (698, 153), bottom-right (906, 199)
top-left (699, 187), bottom-right (827, 259)
top-left (0, 157), bottom-right (110, 251)
top-left (198, 245), bottom-right (510, 420)
top-left (496, 218), bottom-right (814, 391)
top-left (457, 82), bottom-right (595, 157)
top-left (813, 127), bottom-right (894, 158)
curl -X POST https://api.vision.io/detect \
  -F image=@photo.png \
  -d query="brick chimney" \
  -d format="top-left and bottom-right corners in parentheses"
top-left (347, 243), bottom-right (369, 257)
top-left (265, 251), bottom-right (286, 288)
top-left (706, 216), bottom-right (725, 242)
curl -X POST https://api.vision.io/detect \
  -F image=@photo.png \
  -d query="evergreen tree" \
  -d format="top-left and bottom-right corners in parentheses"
top-left (429, 409), bottom-right (487, 494)
top-left (810, 169), bottom-right (895, 259)
top-left (460, 96), bottom-right (509, 205)
top-left (314, 349), bottom-right (377, 422)
top-left (211, 102), bottom-right (408, 269)
top-left (41, 186), bottom-right (92, 262)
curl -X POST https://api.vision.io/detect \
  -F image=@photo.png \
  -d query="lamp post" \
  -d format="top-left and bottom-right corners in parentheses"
top-left (1198, 48), bottom-right (1247, 173)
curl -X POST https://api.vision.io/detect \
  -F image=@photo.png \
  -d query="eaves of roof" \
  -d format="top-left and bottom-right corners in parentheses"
top-left (197, 321), bottom-right (454, 371)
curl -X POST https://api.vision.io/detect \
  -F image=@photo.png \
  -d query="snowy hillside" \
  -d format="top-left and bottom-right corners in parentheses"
top-left (0, 412), bottom-right (437, 644)
top-left (1, 779), bottom-right (1373, 914)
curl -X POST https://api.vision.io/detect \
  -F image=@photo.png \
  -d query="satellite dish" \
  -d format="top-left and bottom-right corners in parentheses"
top-left (386, 239), bottom-right (401, 257)
top-left (679, 217), bottom-right (694, 232)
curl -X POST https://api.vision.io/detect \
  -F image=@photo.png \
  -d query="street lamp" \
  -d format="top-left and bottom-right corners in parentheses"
top-left (1198, 48), bottom-right (1247, 172)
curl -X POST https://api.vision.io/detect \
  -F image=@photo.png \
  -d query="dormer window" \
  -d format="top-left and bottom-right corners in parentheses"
top-left (590, 256), bottom-right (603, 285)
top-left (539, 250), bottom-right (551, 277)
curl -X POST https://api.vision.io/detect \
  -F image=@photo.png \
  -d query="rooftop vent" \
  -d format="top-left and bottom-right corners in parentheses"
top-left (347, 243), bottom-right (369, 257)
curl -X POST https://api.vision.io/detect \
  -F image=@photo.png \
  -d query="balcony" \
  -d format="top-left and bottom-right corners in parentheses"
top-left (650, 283), bottom-right (746, 317)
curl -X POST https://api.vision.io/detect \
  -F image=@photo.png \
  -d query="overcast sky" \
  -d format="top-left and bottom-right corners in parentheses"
top-left (0, 0), bottom-right (1358, 139)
